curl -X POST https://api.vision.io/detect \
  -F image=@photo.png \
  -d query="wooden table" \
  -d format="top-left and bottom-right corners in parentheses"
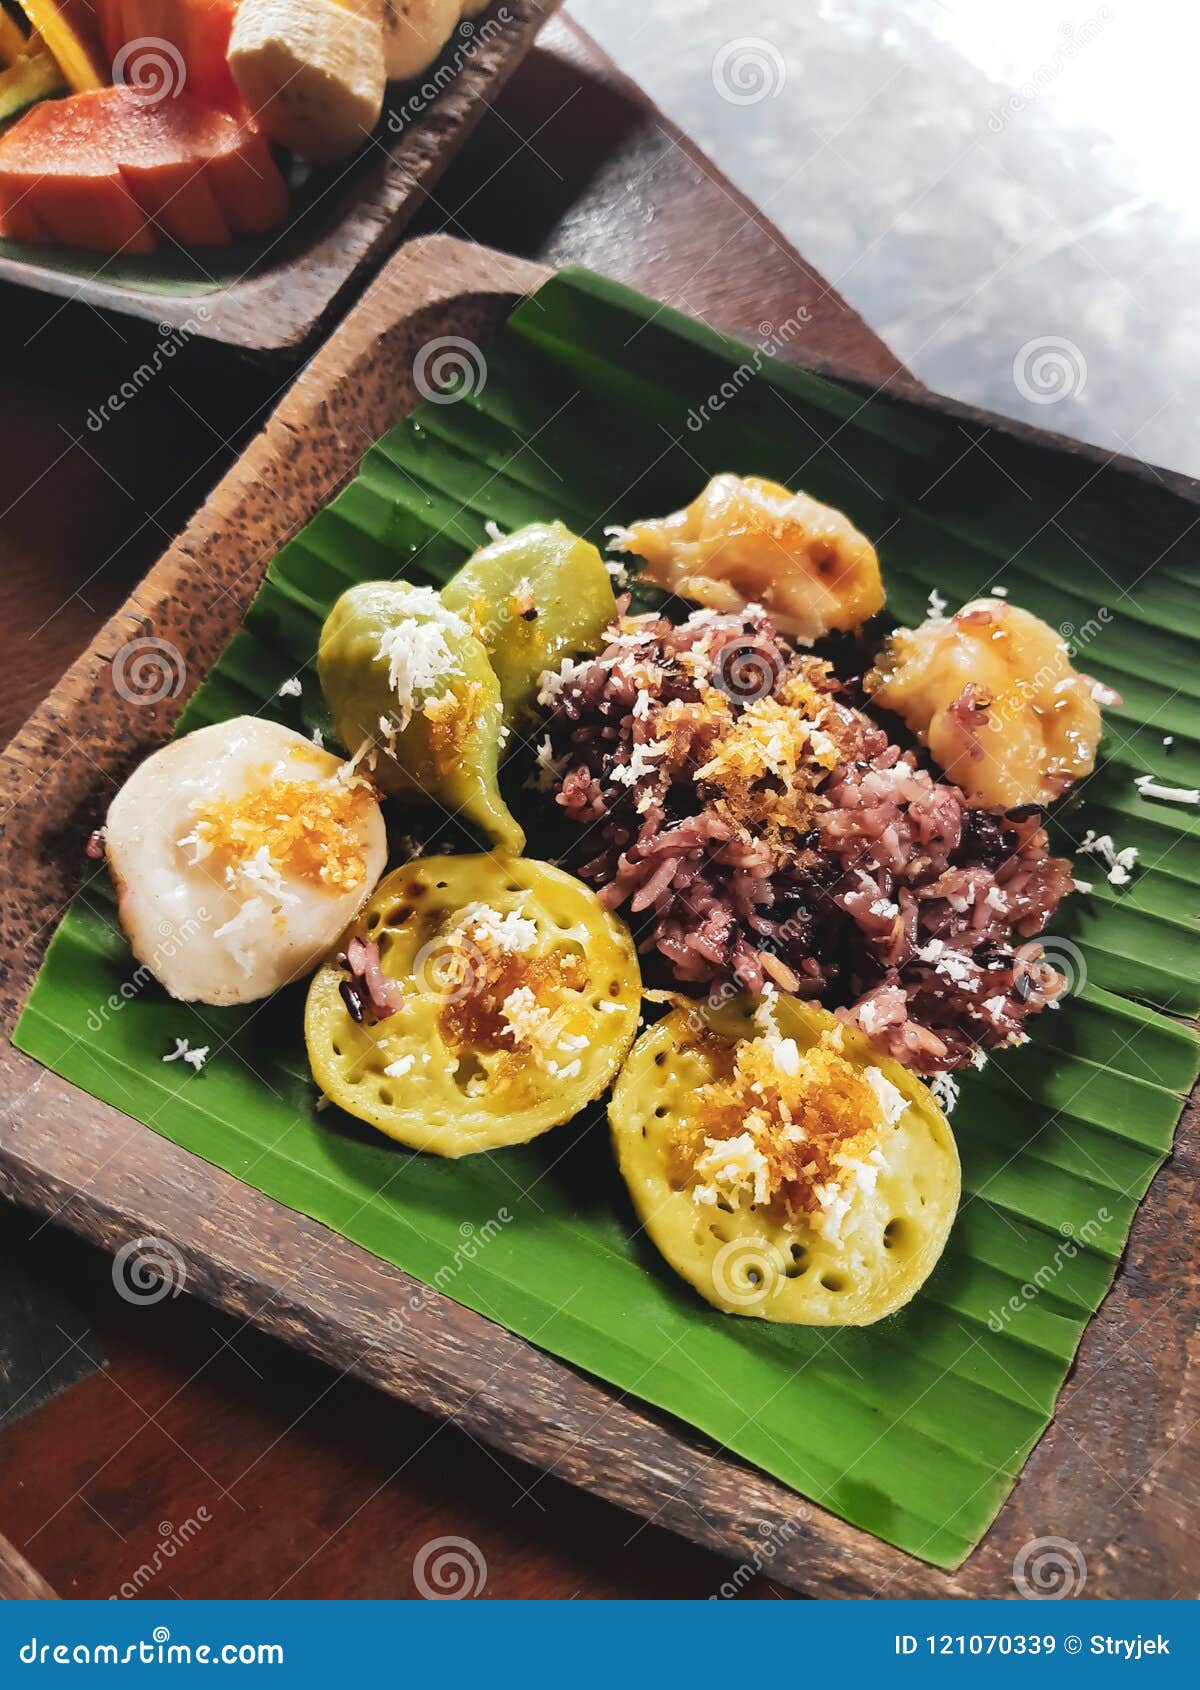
top-left (0, 16), bottom-right (901, 1600)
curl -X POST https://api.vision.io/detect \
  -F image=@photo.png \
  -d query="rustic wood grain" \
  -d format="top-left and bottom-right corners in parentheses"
top-left (1, 232), bottom-right (1196, 1597)
top-left (0, 1), bottom-right (561, 353)
top-left (0, 1529), bottom-right (57, 1600)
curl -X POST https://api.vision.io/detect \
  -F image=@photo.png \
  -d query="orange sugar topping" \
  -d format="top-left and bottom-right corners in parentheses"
top-left (673, 1027), bottom-right (881, 1218)
top-left (191, 773), bottom-right (372, 894)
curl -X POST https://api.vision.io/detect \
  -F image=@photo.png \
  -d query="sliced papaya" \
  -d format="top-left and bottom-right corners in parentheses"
top-left (93, 0), bottom-right (244, 115)
top-left (119, 147), bottom-right (232, 247)
top-left (0, 178), bottom-right (50, 239)
top-left (182, 0), bottom-right (242, 115)
top-left (0, 84), bottom-right (288, 251)
top-left (91, 0), bottom-right (124, 62)
top-left (5, 153), bottom-right (153, 250)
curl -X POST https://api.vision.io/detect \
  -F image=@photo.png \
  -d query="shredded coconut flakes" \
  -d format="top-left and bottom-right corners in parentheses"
top-left (1078, 829), bottom-right (1139, 885)
top-left (212, 897), bottom-right (268, 973)
top-left (376, 593), bottom-right (468, 728)
top-left (1134, 774), bottom-right (1199, 806)
top-left (929, 1072), bottom-right (959, 1114)
top-left (455, 902), bottom-right (538, 955)
top-left (863, 1065), bottom-right (908, 1128)
top-left (233, 844), bottom-right (299, 909)
top-left (163, 1036), bottom-right (209, 1072)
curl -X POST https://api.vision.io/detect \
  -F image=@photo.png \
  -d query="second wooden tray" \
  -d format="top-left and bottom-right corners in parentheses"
top-left (0, 3), bottom-right (559, 352)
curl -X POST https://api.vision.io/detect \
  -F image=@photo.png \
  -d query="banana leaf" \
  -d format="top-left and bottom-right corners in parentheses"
top-left (14, 267), bottom-right (1200, 1570)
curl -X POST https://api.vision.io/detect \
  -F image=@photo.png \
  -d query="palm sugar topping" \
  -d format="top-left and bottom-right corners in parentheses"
top-left (672, 993), bottom-right (908, 1244)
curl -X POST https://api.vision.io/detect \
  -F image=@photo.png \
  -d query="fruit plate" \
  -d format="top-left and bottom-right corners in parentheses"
top-left (0, 1), bottom-right (559, 352)
top-left (1, 235), bottom-right (1198, 1598)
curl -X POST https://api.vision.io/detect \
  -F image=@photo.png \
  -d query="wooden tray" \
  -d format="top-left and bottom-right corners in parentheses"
top-left (1, 235), bottom-right (1196, 1599)
top-left (0, 1528), bottom-right (56, 1600)
top-left (0, 2), bottom-right (559, 353)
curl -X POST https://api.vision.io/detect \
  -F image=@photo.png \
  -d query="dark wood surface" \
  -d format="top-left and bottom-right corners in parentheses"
top-left (0, 1228), bottom-right (727, 1601)
top-left (0, 1), bottom-right (561, 353)
top-left (0, 18), bottom-right (910, 1601)
top-left (0, 1207), bottom-right (101, 1434)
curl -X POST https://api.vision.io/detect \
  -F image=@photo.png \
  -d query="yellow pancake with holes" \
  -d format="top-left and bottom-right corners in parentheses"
top-left (306, 855), bottom-right (641, 1156)
top-left (610, 995), bottom-right (959, 1325)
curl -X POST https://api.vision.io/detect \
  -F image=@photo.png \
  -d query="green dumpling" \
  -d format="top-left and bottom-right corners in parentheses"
top-left (441, 522), bottom-right (616, 725)
top-left (318, 581), bottom-right (524, 854)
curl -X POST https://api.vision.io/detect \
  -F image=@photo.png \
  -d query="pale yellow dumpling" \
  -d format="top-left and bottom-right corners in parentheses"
top-left (866, 598), bottom-right (1103, 809)
top-left (306, 855), bottom-right (641, 1156)
top-left (611, 473), bottom-right (884, 640)
top-left (105, 718), bottom-right (387, 1007)
top-left (610, 994), bottom-right (960, 1326)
